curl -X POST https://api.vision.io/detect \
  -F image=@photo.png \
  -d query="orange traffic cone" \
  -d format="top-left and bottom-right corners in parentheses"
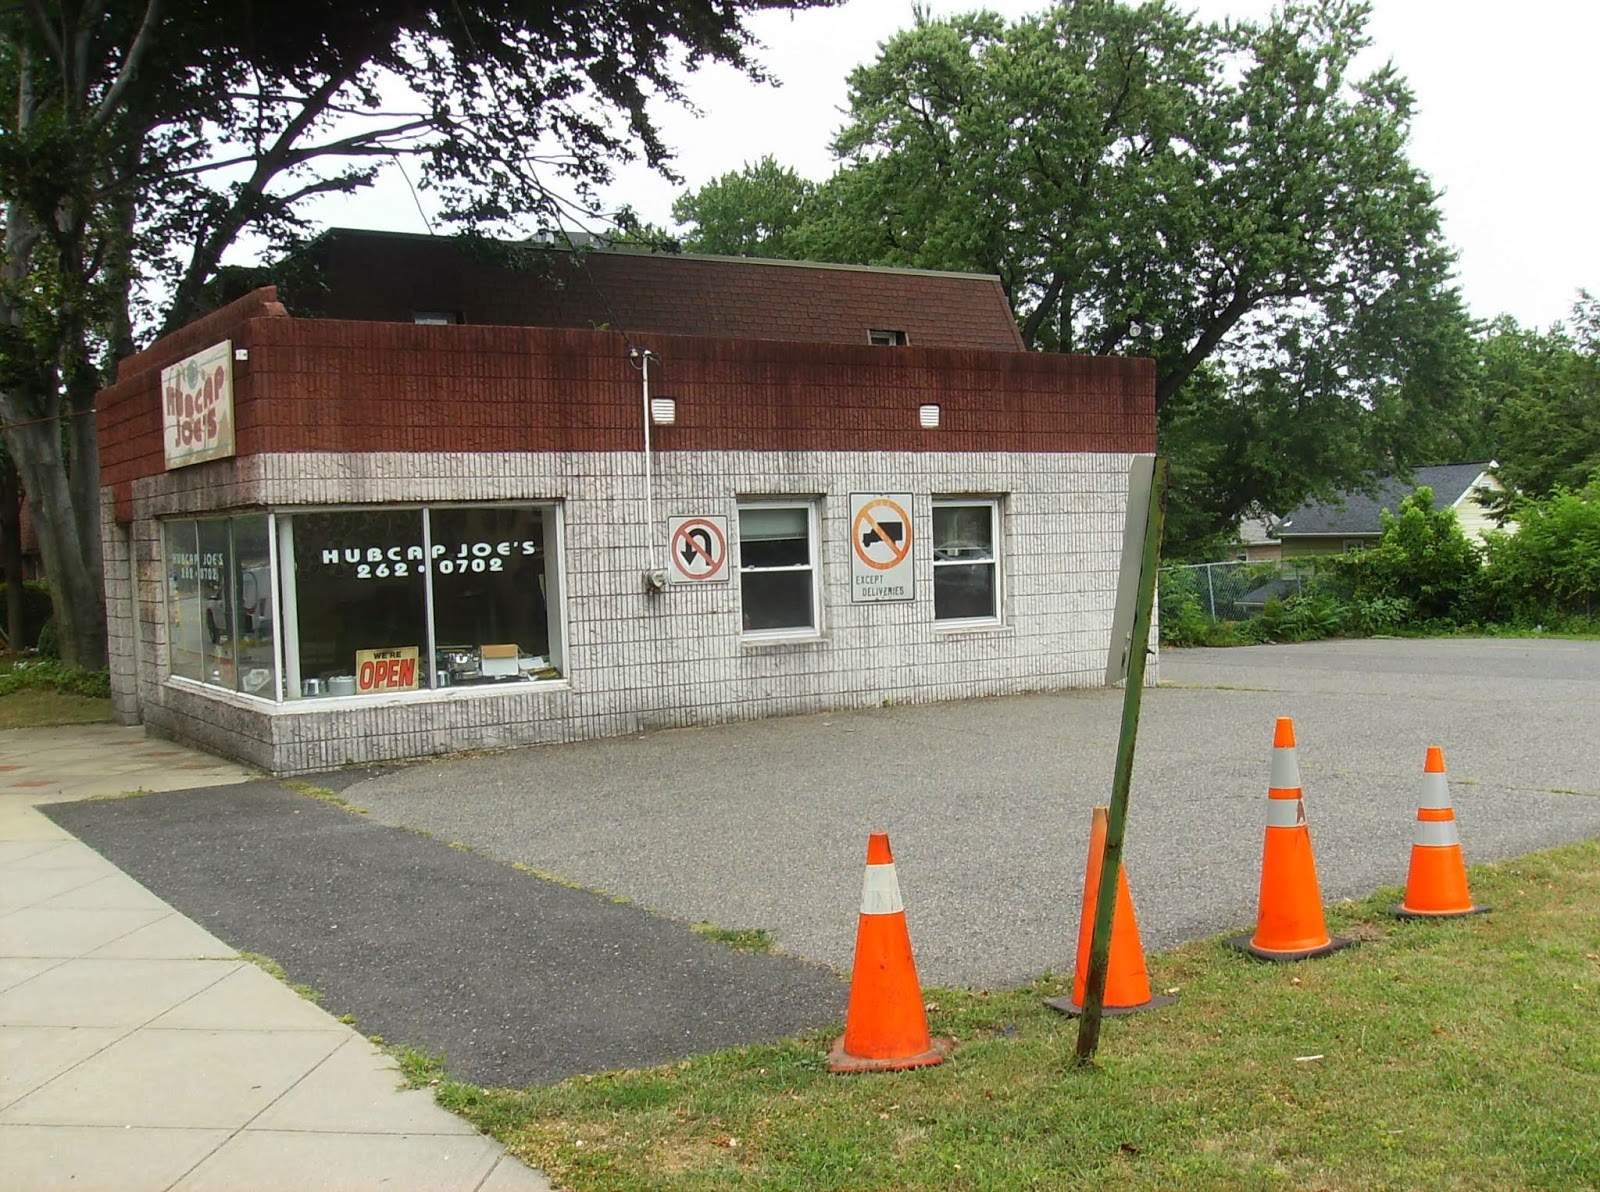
top-left (829, 832), bottom-right (953, 1073)
top-left (1045, 806), bottom-right (1172, 1017)
top-left (1229, 718), bottom-right (1351, 961)
top-left (1393, 746), bottom-right (1489, 918)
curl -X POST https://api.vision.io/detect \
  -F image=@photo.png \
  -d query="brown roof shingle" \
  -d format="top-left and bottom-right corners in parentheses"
top-left (310, 229), bottom-right (1026, 352)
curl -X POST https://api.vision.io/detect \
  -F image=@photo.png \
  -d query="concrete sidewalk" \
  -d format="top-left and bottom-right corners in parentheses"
top-left (0, 725), bottom-right (549, 1192)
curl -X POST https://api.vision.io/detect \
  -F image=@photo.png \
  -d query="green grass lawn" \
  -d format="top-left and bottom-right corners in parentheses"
top-left (0, 687), bottom-right (113, 729)
top-left (414, 840), bottom-right (1600, 1190)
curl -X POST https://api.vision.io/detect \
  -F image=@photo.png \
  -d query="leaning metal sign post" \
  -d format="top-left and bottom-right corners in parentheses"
top-left (1076, 456), bottom-right (1169, 1065)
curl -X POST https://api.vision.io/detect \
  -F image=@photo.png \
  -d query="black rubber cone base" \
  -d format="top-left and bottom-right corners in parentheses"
top-left (1226, 933), bottom-right (1355, 962)
top-left (1043, 992), bottom-right (1174, 1018)
top-left (1391, 903), bottom-right (1491, 920)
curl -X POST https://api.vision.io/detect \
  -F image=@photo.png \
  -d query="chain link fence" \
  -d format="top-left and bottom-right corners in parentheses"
top-left (1160, 560), bottom-right (1306, 625)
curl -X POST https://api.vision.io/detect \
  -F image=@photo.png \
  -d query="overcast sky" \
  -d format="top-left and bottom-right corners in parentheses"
top-left (300, 0), bottom-right (1598, 331)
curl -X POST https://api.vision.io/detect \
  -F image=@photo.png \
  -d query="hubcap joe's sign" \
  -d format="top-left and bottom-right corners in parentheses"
top-left (161, 340), bottom-right (236, 469)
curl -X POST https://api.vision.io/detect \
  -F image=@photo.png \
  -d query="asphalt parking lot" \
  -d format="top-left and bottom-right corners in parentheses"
top-left (333, 636), bottom-right (1600, 987)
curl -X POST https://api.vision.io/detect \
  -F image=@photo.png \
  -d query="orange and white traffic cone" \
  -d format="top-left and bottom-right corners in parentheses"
top-left (1045, 805), bottom-right (1172, 1017)
top-left (1229, 717), bottom-right (1351, 961)
top-left (829, 832), bottom-right (953, 1073)
top-left (1393, 746), bottom-right (1489, 918)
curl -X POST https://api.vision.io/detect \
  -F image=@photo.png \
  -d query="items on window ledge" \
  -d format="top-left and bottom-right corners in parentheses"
top-left (296, 643), bottom-right (563, 698)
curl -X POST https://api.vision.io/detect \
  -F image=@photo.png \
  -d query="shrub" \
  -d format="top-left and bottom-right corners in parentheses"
top-left (1158, 566), bottom-right (1213, 647)
top-left (1331, 487), bottom-right (1481, 623)
top-left (1243, 594), bottom-right (1348, 643)
top-left (0, 659), bottom-right (111, 699)
top-left (1479, 483), bottom-right (1600, 623)
top-left (35, 616), bottom-right (59, 659)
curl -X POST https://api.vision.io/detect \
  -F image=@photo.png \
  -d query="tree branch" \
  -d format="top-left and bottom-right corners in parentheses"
top-left (94, 0), bottom-right (164, 125)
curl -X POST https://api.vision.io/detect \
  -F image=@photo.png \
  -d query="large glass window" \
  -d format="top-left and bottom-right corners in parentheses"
top-left (232, 515), bottom-right (278, 697)
top-left (163, 515), bottom-right (279, 698)
top-left (738, 502), bottom-right (819, 637)
top-left (428, 506), bottom-right (551, 678)
top-left (165, 503), bottom-right (564, 702)
top-left (282, 504), bottom-right (562, 700)
top-left (291, 510), bottom-right (429, 697)
top-left (165, 521), bottom-right (204, 682)
top-left (933, 500), bottom-right (1001, 623)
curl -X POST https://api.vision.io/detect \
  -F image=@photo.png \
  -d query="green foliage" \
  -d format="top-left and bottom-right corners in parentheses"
top-left (34, 617), bottom-right (59, 660)
top-left (1240, 594), bottom-right (1346, 643)
top-left (0, 658), bottom-right (110, 699)
top-left (1331, 488), bottom-right (1481, 622)
top-left (1479, 483), bottom-right (1600, 622)
top-left (1476, 298), bottom-right (1600, 503)
top-left (672, 157), bottom-right (818, 258)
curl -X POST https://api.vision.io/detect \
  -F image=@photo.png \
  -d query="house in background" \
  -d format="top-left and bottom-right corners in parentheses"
top-left (1232, 513), bottom-right (1282, 562)
top-left (1274, 462), bottom-right (1503, 558)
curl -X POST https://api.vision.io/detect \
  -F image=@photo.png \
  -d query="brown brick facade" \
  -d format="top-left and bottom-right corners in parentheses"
top-left (97, 288), bottom-right (1155, 502)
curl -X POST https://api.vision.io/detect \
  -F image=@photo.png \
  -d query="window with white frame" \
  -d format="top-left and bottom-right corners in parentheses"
top-left (738, 502), bottom-right (820, 636)
top-left (933, 499), bottom-right (1001, 623)
top-left (163, 514), bottom-right (278, 698)
top-left (281, 504), bottom-right (561, 698)
top-left (163, 503), bottom-right (564, 703)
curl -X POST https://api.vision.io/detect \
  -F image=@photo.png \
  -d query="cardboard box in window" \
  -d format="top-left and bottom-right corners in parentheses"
top-left (480, 643), bottom-right (519, 678)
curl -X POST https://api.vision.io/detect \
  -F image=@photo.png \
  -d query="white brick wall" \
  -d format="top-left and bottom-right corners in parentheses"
top-left (105, 448), bottom-right (1149, 774)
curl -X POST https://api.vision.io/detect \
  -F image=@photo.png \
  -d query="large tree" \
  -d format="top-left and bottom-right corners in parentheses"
top-left (1, 0), bottom-right (828, 668)
top-left (675, 0), bottom-right (1478, 554)
top-left (1465, 297), bottom-right (1600, 504)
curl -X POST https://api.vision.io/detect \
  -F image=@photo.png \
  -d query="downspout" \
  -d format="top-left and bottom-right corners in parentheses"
top-left (630, 347), bottom-right (665, 591)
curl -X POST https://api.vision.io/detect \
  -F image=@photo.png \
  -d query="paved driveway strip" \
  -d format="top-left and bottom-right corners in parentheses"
top-left (43, 782), bottom-right (847, 1088)
top-left (323, 638), bottom-right (1600, 989)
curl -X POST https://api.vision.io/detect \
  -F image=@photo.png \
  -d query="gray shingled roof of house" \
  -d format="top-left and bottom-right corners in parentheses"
top-left (1276, 463), bottom-right (1494, 537)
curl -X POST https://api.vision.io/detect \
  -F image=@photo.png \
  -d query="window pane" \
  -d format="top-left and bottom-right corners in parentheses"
top-left (741, 570), bottom-right (814, 632)
top-left (428, 506), bottom-right (554, 685)
top-left (934, 505), bottom-right (994, 561)
top-left (741, 533), bottom-right (809, 568)
top-left (291, 510), bottom-right (427, 696)
top-left (935, 563), bottom-right (997, 621)
top-left (739, 506), bottom-right (807, 541)
top-left (231, 515), bottom-right (277, 697)
top-left (198, 520), bottom-right (235, 687)
top-left (165, 521), bottom-right (203, 681)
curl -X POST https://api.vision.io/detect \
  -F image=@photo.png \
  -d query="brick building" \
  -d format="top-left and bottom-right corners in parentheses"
top-left (96, 233), bottom-right (1155, 774)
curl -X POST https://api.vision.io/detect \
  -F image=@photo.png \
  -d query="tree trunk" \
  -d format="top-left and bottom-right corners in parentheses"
top-left (0, 453), bottom-right (23, 651)
top-left (1, 418), bottom-right (106, 669)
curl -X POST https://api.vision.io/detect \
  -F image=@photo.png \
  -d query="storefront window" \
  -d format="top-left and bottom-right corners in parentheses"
top-left (232, 515), bottom-right (278, 697)
top-left (165, 521), bottom-right (204, 682)
top-left (166, 504), bottom-right (562, 703)
top-left (291, 510), bottom-right (428, 698)
top-left (428, 506), bottom-right (555, 687)
top-left (198, 519), bottom-right (235, 686)
top-left (164, 515), bottom-right (279, 698)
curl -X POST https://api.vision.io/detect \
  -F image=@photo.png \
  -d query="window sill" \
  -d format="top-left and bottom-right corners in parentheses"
top-left (739, 632), bottom-right (829, 653)
top-left (932, 620), bottom-right (1011, 637)
top-left (164, 675), bottom-right (279, 710)
top-left (164, 674), bottom-right (572, 713)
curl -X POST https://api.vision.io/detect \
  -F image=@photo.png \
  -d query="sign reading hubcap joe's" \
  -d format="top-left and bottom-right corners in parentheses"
top-left (161, 340), bottom-right (236, 469)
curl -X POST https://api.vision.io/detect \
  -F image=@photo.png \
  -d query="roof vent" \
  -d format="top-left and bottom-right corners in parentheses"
top-left (919, 404), bottom-right (941, 429)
